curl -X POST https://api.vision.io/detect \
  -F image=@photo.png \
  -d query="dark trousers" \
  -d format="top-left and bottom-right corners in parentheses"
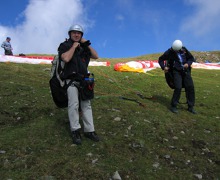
top-left (171, 69), bottom-right (195, 108)
top-left (5, 50), bottom-right (13, 55)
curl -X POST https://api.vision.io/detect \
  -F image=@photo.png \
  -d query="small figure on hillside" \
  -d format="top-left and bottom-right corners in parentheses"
top-left (158, 40), bottom-right (196, 114)
top-left (57, 24), bottom-right (100, 145)
top-left (1, 37), bottom-right (13, 55)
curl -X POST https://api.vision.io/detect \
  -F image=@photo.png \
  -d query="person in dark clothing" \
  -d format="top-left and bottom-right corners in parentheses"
top-left (158, 40), bottom-right (196, 114)
top-left (58, 24), bottom-right (100, 145)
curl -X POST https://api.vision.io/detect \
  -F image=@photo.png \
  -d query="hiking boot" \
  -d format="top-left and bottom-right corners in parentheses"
top-left (84, 132), bottom-right (100, 142)
top-left (188, 107), bottom-right (197, 114)
top-left (171, 106), bottom-right (178, 113)
top-left (72, 130), bottom-right (82, 145)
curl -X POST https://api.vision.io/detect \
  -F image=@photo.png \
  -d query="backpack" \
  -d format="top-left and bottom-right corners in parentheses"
top-left (165, 71), bottom-right (175, 89)
top-left (49, 55), bottom-right (73, 108)
top-left (49, 47), bottom-right (95, 108)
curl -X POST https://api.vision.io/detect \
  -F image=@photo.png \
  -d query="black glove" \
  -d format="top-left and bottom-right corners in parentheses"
top-left (81, 40), bottom-right (91, 48)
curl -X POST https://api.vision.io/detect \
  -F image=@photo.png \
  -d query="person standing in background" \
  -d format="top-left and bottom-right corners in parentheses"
top-left (1, 37), bottom-right (13, 55)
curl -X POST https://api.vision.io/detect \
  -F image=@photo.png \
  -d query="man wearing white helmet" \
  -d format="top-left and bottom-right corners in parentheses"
top-left (57, 24), bottom-right (99, 145)
top-left (1, 37), bottom-right (13, 55)
top-left (158, 40), bottom-right (196, 114)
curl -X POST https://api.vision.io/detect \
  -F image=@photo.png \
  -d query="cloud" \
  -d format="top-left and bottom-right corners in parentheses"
top-left (181, 0), bottom-right (220, 36)
top-left (115, 14), bottom-right (124, 21)
top-left (0, 0), bottom-right (90, 55)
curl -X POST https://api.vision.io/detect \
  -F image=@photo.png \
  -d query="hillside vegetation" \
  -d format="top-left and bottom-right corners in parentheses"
top-left (99, 50), bottom-right (220, 63)
top-left (24, 50), bottom-right (220, 63)
top-left (0, 51), bottom-right (219, 179)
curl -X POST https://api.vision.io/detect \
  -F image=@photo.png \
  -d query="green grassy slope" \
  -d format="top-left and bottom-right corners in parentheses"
top-left (0, 54), bottom-right (219, 179)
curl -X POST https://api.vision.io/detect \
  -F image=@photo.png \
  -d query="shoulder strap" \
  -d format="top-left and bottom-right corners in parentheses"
top-left (55, 56), bottom-right (65, 87)
top-left (56, 55), bottom-right (75, 89)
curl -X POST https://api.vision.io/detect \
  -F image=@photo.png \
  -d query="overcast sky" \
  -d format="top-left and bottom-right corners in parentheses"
top-left (0, 0), bottom-right (220, 58)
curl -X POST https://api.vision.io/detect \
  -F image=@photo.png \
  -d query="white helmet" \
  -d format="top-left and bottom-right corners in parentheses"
top-left (68, 24), bottom-right (84, 36)
top-left (172, 40), bottom-right (183, 51)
